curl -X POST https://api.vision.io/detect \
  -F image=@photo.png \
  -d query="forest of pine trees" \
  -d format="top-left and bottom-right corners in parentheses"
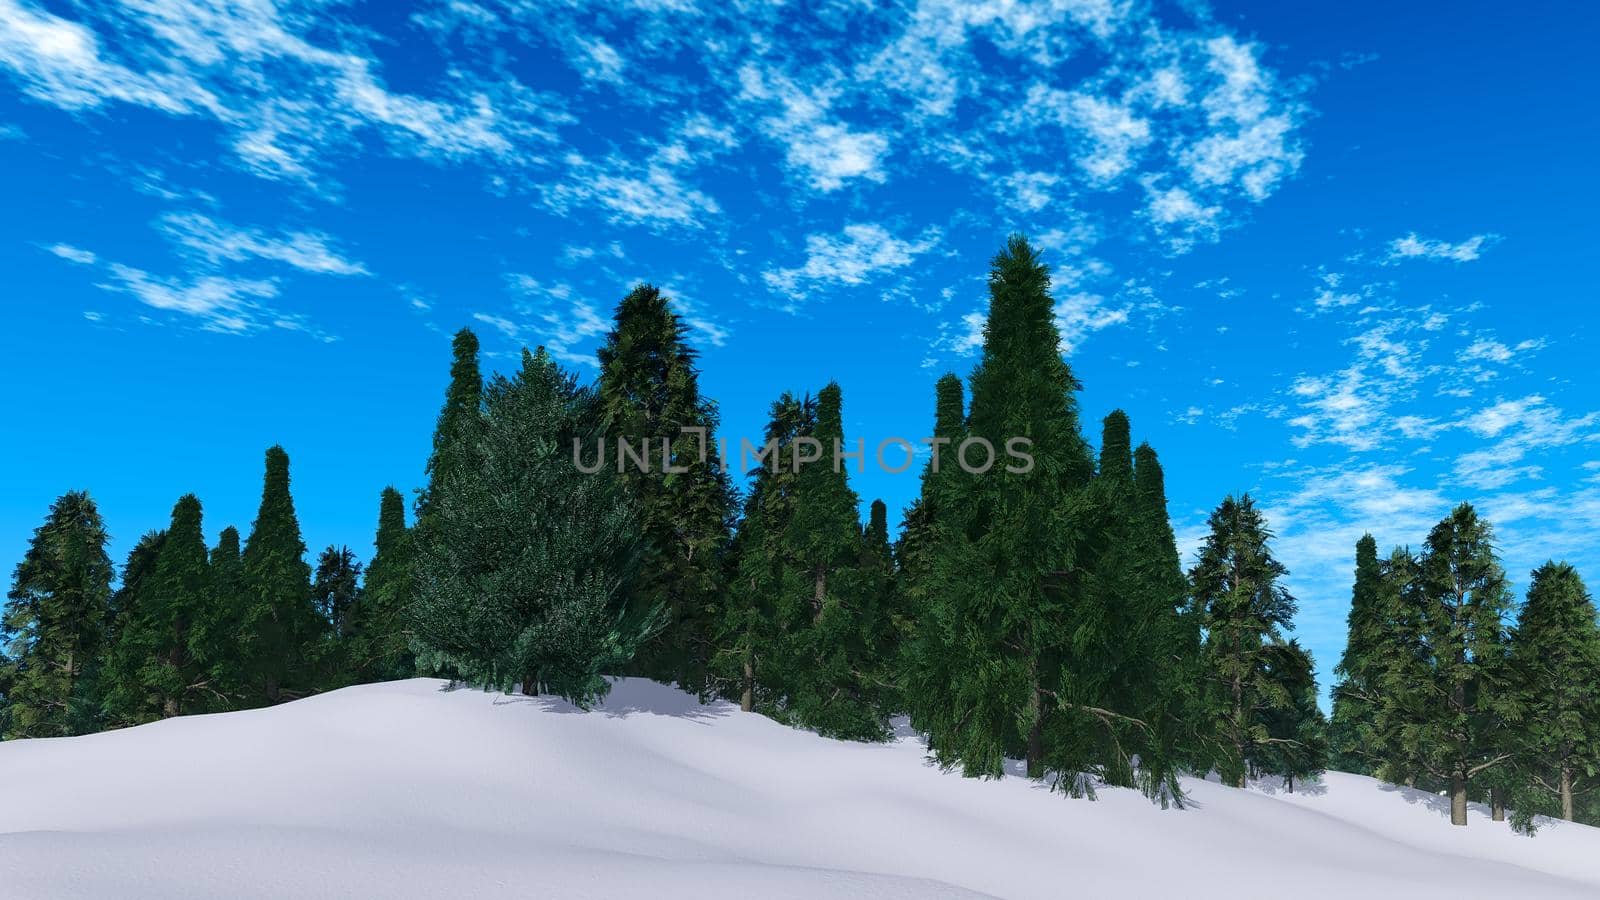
top-left (4, 235), bottom-right (1597, 834)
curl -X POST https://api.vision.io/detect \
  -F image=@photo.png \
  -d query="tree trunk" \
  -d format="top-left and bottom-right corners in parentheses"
top-left (1561, 764), bottom-right (1575, 821)
top-left (1450, 774), bottom-right (1469, 826)
top-left (520, 675), bottom-right (538, 697)
top-left (1231, 674), bottom-right (1246, 788)
top-left (1491, 787), bottom-right (1505, 822)
top-left (1025, 666), bottom-right (1044, 779)
top-left (812, 569), bottom-right (826, 622)
top-left (740, 649), bottom-right (754, 713)
top-left (1287, 774), bottom-right (1295, 793)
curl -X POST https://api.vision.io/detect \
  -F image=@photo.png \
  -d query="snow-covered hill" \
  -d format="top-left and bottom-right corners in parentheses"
top-left (2, 679), bottom-right (1596, 899)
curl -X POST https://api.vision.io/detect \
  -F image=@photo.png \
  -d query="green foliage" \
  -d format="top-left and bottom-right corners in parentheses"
top-left (1504, 562), bottom-right (1600, 831)
top-left (410, 347), bottom-right (657, 707)
top-left (1, 491), bottom-right (113, 738)
top-left (103, 495), bottom-right (236, 723)
top-left (418, 329), bottom-right (484, 523)
top-left (309, 545), bottom-right (363, 688)
top-left (1191, 494), bottom-right (1299, 788)
top-left (1373, 503), bottom-right (1513, 825)
top-left (597, 284), bottom-right (734, 692)
top-left (345, 487), bottom-right (415, 681)
top-left (1255, 640), bottom-right (1329, 790)
top-left (1329, 534), bottom-right (1383, 774)
top-left (240, 446), bottom-right (318, 704)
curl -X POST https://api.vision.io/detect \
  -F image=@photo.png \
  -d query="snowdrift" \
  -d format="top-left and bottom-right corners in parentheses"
top-left (2, 678), bottom-right (1597, 899)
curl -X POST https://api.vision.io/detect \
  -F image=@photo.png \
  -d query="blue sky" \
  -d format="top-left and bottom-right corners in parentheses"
top-left (3, 0), bottom-right (1597, 702)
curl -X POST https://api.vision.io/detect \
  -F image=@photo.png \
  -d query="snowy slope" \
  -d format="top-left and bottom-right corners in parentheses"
top-left (2, 679), bottom-right (1597, 899)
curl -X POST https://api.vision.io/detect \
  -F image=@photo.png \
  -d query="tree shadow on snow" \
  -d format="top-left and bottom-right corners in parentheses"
top-left (1376, 781), bottom-right (1493, 820)
top-left (1250, 774), bottom-right (1329, 797)
top-left (500, 680), bottom-right (733, 724)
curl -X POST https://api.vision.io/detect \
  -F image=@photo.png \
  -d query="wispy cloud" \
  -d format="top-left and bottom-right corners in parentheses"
top-left (1386, 232), bottom-right (1498, 263)
top-left (763, 224), bottom-right (940, 305)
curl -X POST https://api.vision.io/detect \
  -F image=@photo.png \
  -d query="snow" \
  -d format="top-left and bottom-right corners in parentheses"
top-left (3, 678), bottom-right (1598, 899)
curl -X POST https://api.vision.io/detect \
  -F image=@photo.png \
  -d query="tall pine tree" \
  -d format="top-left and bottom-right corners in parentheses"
top-left (1191, 494), bottom-right (1298, 788)
top-left (1379, 503), bottom-right (1513, 826)
top-left (418, 328), bottom-right (483, 522)
top-left (347, 487), bottom-right (415, 681)
top-left (1330, 534), bottom-right (1384, 774)
top-left (241, 446), bottom-right (316, 705)
top-left (1, 491), bottom-right (113, 738)
top-left (597, 284), bottom-right (734, 692)
top-left (1506, 561), bottom-right (1600, 826)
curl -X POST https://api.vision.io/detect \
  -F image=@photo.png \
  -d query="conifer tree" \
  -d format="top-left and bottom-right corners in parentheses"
top-left (1132, 441), bottom-right (1202, 776)
top-left (347, 487), bottom-right (415, 681)
top-left (1381, 503), bottom-right (1513, 826)
top-left (418, 328), bottom-right (483, 521)
top-left (1330, 534), bottom-right (1383, 774)
top-left (103, 495), bottom-right (228, 722)
top-left (911, 236), bottom-right (1123, 789)
top-left (715, 392), bottom-right (813, 713)
top-left (241, 446), bottom-right (316, 705)
top-left (1, 491), bottom-right (113, 738)
top-left (1506, 562), bottom-right (1600, 826)
top-left (1368, 546), bottom-right (1429, 786)
top-left (410, 348), bottom-right (656, 705)
top-left (312, 546), bottom-right (362, 639)
top-left (597, 285), bottom-right (734, 692)
top-left (895, 374), bottom-right (965, 707)
top-left (1191, 494), bottom-right (1298, 788)
top-left (1255, 640), bottom-right (1329, 791)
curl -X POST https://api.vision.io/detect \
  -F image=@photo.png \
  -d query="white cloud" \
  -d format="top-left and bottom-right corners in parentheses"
top-left (737, 65), bottom-right (889, 192)
top-left (159, 213), bottom-right (368, 276)
top-left (1053, 291), bottom-right (1129, 354)
top-left (496, 276), bottom-right (612, 367)
top-left (46, 242), bottom-right (96, 265)
top-left (1387, 232), bottom-right (1497, 263)
top-left (763, 224), bottom-right (939, 302)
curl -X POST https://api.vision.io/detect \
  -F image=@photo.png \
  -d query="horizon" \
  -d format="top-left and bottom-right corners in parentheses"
top-left (3, 0), bottom-right (1598, 711)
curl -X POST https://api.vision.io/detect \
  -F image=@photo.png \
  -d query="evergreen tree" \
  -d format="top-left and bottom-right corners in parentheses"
top-left (418, 328), bottom-right (483, 521)
top-left (241, 446), bottom-right (317, 705)
top-left (714, 392), bottom-right (813, 713)
top-left (103, 495), bottom-right (229, 722)
top-left (597, 284), bottom-right (734, 692)
top-left (347, 487), bottom-right (415, 681)
top-left (410, 348), bottom-right (656, 705)
top-left (1329, 534), bottom-right (1384, 774)
top-left (1191, 494), bottom-right (1298, 788)
top-left (312, 546), bottom-right (363, 639)
top-left (1505, 562), bottom-right (1600, 828)
top-left (1255, 640), bottom-right (1329, 791)
top-left (1382, 503), bottom-right (1513, 826)
top-left (1, 491), bottom-right (114, 738)
top-left (1368, 546), bottom-right (1430, 787)
top-left (911, 236), bottom-right (1138, 793)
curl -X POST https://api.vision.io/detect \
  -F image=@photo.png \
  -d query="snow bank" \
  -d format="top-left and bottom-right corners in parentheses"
top-left (2, 678), bottom-right (1597, 898)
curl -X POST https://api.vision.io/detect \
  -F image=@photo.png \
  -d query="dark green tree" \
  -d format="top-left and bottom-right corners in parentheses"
top-left (410, 347), bottom-right (657, 706)
top-left (103, 495), bottom-right (229, 722)
top-left (1255, 640), bottom-right (1329, 792)
top-left (418, 328), bottom-right (483, 521)
top-left (346, 487), bottom-right (415, 681)
top-left (312, 546), bottom-right (362, 639)
top-left (911, 236), bottom-right (1141, 794)
top-left (1330, 535), bottom-right (1384, 774)
top-left (1, 491), bottom-right (114, 738)
top-left (1505, 562), bottom-right (1600, 828)
top-left (597, 284), bottom-right (734, 692)
top-left (1381, 503), bottom-right (1513, 826)
top-left (1191, 494), bottom-right (1298, 788)
top-left (241, 446), bottom-right (317, 705)
top-left (715, 392), bottom-right (813, 713)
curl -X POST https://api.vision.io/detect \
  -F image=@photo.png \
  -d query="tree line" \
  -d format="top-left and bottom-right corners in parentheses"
top-left (1329, 509), bottom-right (1600, 831)
top-left (4, 236), bottom-right (1592, 831)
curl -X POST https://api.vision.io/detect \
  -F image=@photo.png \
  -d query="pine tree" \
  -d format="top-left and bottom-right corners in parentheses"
top-left (1382, 503), bottom-right (1513, 826)
top-left (715, 392), bottom-right (814, 713)
top-left (1368, 546), bottom-right (1429, 786)
top-left (418, 328), bottom-right (483, 521)
top-left (1, 491), bottom-right (113, 738)
top-left (347, 487), bottom-right (415, 681)
top-left (1191, 494), bottom-right (1298, 788)
top-left (241, 446), bottom-right (316, 705)
top-left (1132, 441), bottom-right (1202, 778)
top-left (410, 347), bottom-right (656, 705)
top-left (765, 383), bottom-right (889, 740)
top-left (309, 545), bottom-right (363, 688)
top-left (1255, 639), bottom-right (1329, 791)
top-left (1330, 534), bottom-right (1383, 774)
top-left (597, 284), bottom-right (734, 692)
top-left (910, 236), bottom-right (1118, 789)
top-left (1506, 562), bottom-right (1600, 827)
top-left (103, 495), bottom-right (227, 722)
